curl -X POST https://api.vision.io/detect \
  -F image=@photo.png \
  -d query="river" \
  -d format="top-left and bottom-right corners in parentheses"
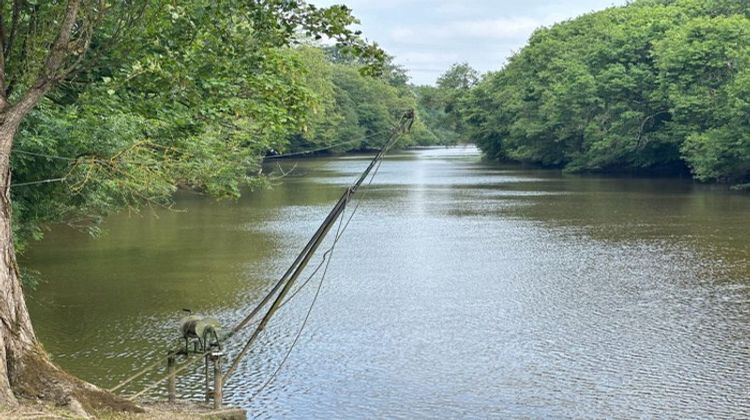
top-left (24, 146), bottom-right (750, 418)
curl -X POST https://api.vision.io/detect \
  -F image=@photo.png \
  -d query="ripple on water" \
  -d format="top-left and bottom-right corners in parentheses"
top-left (24, 147), bottom-right (750, 418)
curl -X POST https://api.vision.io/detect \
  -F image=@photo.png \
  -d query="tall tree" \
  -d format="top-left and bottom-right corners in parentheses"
top-left (0, 0), bottom-right (382, 413)
top-left (435, 62), bottom-right (479, 138)
top-left (465, 0), bottom-right (750, 184)
top-left (0, 2), bottom-right (135, 411)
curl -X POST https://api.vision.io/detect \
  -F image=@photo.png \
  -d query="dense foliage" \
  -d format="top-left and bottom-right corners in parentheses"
top-left (9, 1), bottom-right (445, 254)
top-left (463, 0), bottom-right (750, 185)
top-left (413, 63), bottom-right (479, 145)
top-left (294, 50), bottom-right (438, 152)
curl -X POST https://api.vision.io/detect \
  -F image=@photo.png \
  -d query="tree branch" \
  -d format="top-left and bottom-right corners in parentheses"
top-left (5, 0), bottom-right (24, 66)
top-left (6, 2), bottom-right (37, 99)
top-left (10, 0), bottom-right (81, 119)
top-left (635, 110), bottom-right (669, 150)
top-left (58, 11), bottom-right (96, 78)
top-left (34, 0), bottom-right (81, 88)
top-left (73, 1), bottom-right (148, 76)
top-left (0, 0), bottom-right (83, 155)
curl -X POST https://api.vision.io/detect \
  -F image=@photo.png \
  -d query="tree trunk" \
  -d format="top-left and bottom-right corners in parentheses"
top-left (0, 1), bottom-right (145, 413)
top-left (0, 118), bottom-right (35, 405)
top-left (0, 114), bottom-right (141, 415)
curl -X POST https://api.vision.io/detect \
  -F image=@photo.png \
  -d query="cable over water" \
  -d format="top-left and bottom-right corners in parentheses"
top-left (115, 110), bottom-right (415, 399)
top-left (263, 128), bottom-right (393, 160)
top-left (221, 111), bottom-right (414, 384)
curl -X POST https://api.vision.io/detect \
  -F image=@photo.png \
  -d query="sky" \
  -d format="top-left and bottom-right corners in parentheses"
top-left (312, 0), bottom-right (628, 85)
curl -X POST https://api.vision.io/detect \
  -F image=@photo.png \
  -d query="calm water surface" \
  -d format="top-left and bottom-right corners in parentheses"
top-left (24, 147), bottom-right (750, 418)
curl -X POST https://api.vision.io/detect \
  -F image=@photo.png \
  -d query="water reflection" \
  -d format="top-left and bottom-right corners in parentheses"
top-left (25, 146), bottom-right (750, 417)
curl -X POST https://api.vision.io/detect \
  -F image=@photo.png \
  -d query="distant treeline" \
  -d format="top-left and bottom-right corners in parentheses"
top-left (454, 0), bottom-right (750, 185)
top-left (287, 48), bottom-right (441, 152)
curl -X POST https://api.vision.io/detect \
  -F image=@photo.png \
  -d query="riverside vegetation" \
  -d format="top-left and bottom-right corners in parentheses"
top-left (2, 0), bottom-right (749, 416)
top-left (459, 0), bottom-right (750, 188)
top-left (0, 0), bottom-right (475, 415)
top-left (0, 0), bottom-right (436, 415)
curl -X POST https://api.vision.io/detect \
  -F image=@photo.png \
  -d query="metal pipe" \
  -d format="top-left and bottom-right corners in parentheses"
top-left (222, 112), bottom-right (413, 384)
top-left (230, 113), bottom-right (413, 336)
top-left (212, 353), bottom-right (223, 410)
top-left (167, 354), bottom-right (176, 403)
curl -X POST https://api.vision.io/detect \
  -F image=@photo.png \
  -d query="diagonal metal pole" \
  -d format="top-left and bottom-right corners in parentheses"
top-left (222, 112), bottom-right (413, 384)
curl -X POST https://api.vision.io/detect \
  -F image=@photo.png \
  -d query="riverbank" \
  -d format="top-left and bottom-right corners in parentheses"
top-left (1, 400), bottom-right (246, 419)
top-left (277, 144), bottom-right (749, 190)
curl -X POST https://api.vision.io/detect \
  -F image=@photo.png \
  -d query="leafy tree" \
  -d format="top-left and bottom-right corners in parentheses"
top-left (464, 0), bottom-right (750, 184)
top-left (436, 63), bottom-right (479, 138)
top-left (0, 0), bottom-right (383, 413)
top-left (413, 85), bottom-right (459, 144)
top-left (655, 14), bottom-right (750, 181)
top-left (413, 63), bottom-right (480, 144)
top-left (292, 51), bottom-right (439, 150)
top-left (437, 62), bottom-right (480, 90)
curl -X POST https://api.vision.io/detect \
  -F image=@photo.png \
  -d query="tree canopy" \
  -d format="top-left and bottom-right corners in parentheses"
top-left (9, 1), bottom-right (450, 256)
top-left (461, 0), bottom-right (750, 186)
top-left (411, 63), bottom-right (479, 145)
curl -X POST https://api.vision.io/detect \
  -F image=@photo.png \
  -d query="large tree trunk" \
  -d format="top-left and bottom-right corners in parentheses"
top-left (0, 115), bottom-right (141, 415)
top-left (0, 119), bottom-right (36, 405)
top-left (0, 1), bottom-right (144, 414)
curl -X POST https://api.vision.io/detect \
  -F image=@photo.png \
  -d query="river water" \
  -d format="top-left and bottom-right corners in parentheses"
top-left (24, 147), bottom-right (750, 418)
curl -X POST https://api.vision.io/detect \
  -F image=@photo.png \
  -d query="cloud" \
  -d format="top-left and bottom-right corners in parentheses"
top-left (317, 0), bottom-right (431, 13)
top-left (387, 16), bottom-right (547, 83)
top-left (450, 17), bottom-right (548, 38)
top-left (311, 0), bottom-right (627, 85)
top-left (397, 51), bottom-right (462, 65)
top-left (390, 16), bottom-right (549, 45)
top-left (433, 3), bottom-right (475, 17)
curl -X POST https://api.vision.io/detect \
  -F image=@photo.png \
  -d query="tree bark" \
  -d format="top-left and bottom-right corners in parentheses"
top-left (0, 4), bottom-right (142, 404)
top-left (0, 114), bottom-right (35, 405)
top-left (0, 0), bottom-right (82, 404)
top-left (0, 0), bottom-right (90, 410)
top-left (0, 1), bottom-right (143, 414)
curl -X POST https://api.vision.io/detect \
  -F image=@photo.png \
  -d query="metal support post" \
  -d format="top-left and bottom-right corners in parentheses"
top-left (167, 354), bottom-right (176, 403)
top-left (204, 354), bottom-right (210, 402)
top-left (212, 352), bottom-right (223, 410)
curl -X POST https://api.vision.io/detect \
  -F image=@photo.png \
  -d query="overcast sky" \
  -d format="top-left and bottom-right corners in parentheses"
top-left (312, 0), bottom-right (628, 85)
